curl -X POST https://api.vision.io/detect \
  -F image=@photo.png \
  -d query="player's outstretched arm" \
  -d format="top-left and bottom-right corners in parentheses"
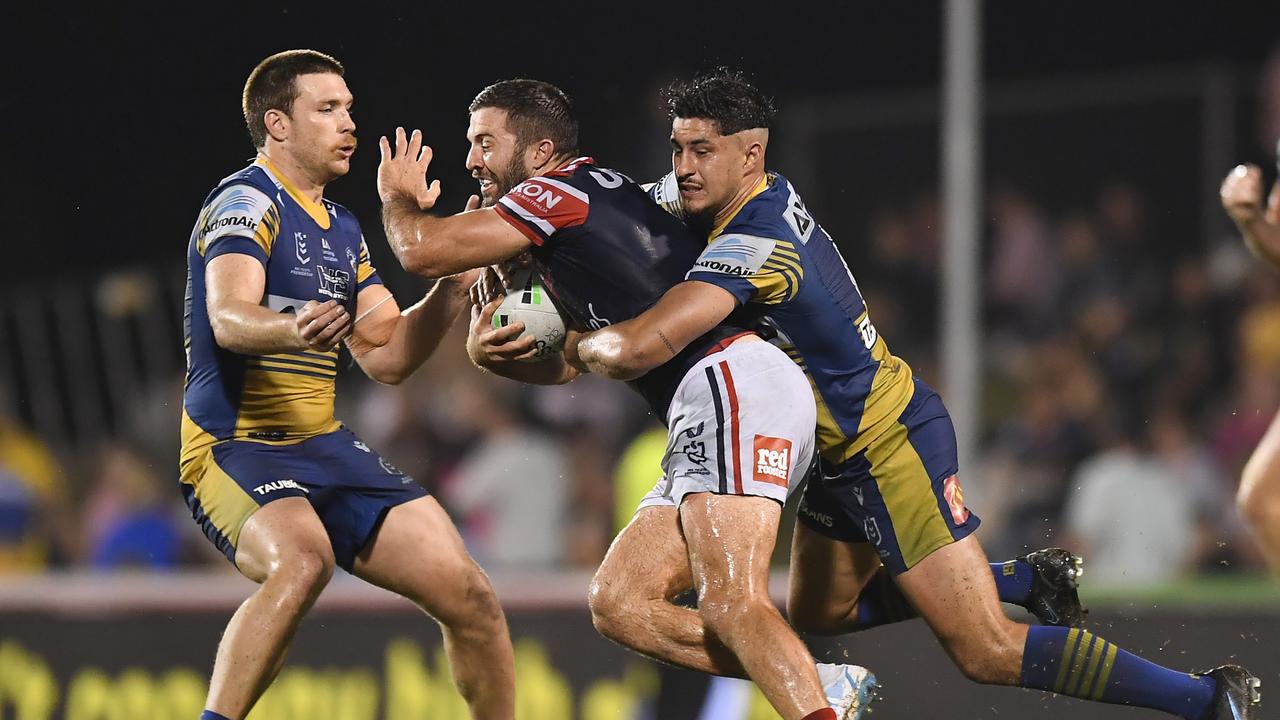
top-left (1221, 164), bottom-right (1280, 268)
top-left (464, 293), bottom-right (580, 385)
top-left (346, 270), bottom-right (479, 385)
top-left (378, 127), bottom-right (530, 277)
top-left (206, 253), bottom-right (350, 355)
top-left (575, 280), bottom-right (738, 381)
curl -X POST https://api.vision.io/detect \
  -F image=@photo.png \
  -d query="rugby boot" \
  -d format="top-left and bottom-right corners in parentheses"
top-left (1018, 548), bottom-right (1087, 626)
top-left (1201, 665), bottom-right (1261, 719)
top-left (817, 662), bottom-right (879, 719)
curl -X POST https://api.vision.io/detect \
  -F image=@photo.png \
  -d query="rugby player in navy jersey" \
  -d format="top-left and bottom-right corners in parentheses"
top-left (182, 51), bottom-right (513, 720)
top-left (570, 69), bottom-right (1261, 719)
top-left (1222, 153), bottom-right (1280, 575)
top-left (378, 79), bottom-right (874, 720)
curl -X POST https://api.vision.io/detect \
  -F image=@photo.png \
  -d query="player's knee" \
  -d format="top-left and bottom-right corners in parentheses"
top-left (273, 545), bottom-right (335, 605)
top-left (697, 591), bottom-right (770, 640)
top-left (587, 572), bottom-right (636, 640)
top-left (437, 561), bottom-right (505, 632)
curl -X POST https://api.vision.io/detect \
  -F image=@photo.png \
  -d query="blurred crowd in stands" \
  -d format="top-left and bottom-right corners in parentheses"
top-left (3, 54), bottom-right (1280, 589)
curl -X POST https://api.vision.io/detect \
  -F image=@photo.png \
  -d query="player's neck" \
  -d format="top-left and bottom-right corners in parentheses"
top-left (713, 171), bottom-right (767, 228)
top-left (531, 153), bottom-right (576, 177)
top-left (258, 149), bottom-right (327, 203)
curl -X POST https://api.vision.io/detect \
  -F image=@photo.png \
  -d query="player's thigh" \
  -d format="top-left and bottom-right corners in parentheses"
top-left (787, 521), bottom-right (881, 623)
top-left (235, 496), bottom-right (334, 584)
top-left (594, 504), bottom-right (692, 601)
top-left (351, 495), bottom-right (494, 623)
top-left (1241, 409), bottom-right (1280, 504)
top-left (180, 442), bottom-right (329, 583)
top-left (679, 493), bottom-right (782, 597)
top-left (893, 534), bottom-right (1019, 650)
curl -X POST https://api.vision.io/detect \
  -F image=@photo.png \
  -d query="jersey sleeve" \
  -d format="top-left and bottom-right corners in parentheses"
top-left (493, 176), bottom-right (590, 245)
top-left (355, 236), bottom-right (382, 290)
top-left (646, 172), bottom-right (686, 219)
top-left (685, 233), bottom-right (804, 306)
top-left (195, 183), bottom-right (280, 266)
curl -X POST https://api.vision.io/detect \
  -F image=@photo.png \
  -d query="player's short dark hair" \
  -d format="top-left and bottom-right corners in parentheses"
top-left (664, 68), bottom-right (776, 135)
top-left (469, 79), bottom-right (579, 157)
top-left (242, 49), bottom-right (345, 149)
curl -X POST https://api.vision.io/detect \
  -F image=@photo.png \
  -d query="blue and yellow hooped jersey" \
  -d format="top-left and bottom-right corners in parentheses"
top-left (181, 157), bottom-right (381, 472)
top-left (657, 172), bottom-right (915, 464)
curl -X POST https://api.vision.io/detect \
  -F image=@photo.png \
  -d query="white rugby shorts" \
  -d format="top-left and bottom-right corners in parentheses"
top-left (638, 338), bottom-right (817, 511)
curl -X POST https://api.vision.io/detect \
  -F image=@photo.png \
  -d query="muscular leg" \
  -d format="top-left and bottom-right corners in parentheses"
top-left (205, 497), bottom-right (336, 719)
top-left (787, 525), bottom-right (884, 635)
top-left (588, 505), bottom-right (746, 677)
top-left (352, 496), bottom-right (514, 720)
top-left (893, 535), bottom-right (1216, 719)
top-left (681, 493), bottom-right (828, 720)
top-left (1239, 409), bottom-right (1280, 572)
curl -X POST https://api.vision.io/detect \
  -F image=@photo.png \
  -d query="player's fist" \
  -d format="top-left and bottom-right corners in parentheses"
top-left (1221, 164), bottom-right (1265, 225)
top-left (378, 127), bottom-right (442, 210)
top-left (466, 295), bottom-right (537, 366)
top-left (296, 299), bottom-right (351, 352)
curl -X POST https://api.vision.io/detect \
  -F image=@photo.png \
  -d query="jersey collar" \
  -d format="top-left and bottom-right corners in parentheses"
top-left (709, 174), bottom-right (770, 240)
top-left (256, 155), bottom-right (332, 230)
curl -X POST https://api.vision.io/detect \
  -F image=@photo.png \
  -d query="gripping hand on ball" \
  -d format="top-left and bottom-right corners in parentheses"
top-left (467, 295), bottom-right (539, 366)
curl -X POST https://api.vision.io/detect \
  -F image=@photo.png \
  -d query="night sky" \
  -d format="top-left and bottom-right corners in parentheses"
top-left (7, 1), bottom-right (1277, 284)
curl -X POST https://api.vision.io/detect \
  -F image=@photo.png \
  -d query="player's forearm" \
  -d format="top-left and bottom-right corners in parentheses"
top-left (576, 323), bottom-right (669, 381)
top-left (382, 198), bottom-right (471, 278)
top-left (355, 279), bottom-right (470, 384)
top-left (209, 299), bottom-right (306, 355)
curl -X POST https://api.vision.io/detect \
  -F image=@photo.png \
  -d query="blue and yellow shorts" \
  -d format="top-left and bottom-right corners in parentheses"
top-left (179, 427), bottom-right (427, 571)
top-left (797, 378), bottom-right (980, 575)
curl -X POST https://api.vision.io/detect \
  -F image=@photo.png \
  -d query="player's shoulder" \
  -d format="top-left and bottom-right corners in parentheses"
top-left (733, 171), bottom-right (816, 245)
top-left (203, 163), bottom-right (277, 213)
top-left (544, 157), bottom-right (636, 193)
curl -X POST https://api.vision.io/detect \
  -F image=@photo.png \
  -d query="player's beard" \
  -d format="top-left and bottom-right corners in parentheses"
top-left (479, 153), bottom-right (533, 208)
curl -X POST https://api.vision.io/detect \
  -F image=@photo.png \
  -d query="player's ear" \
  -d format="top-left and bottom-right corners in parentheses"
top-left (264, 108), bottom-right (289, 143)
top-left (530, 138), bottom-right (556, 166)
top-left (744, 139), bottom-right (765, 173)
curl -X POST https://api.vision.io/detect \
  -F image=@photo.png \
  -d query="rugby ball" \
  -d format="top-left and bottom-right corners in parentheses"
top-left (493, 268), bottom-right (566, 362)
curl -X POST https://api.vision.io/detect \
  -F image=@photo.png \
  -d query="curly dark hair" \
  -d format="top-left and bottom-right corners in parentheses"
top-left (469, 79), bottom-right (580, 157)
top-left (663, 68), bottom-right (776, 135)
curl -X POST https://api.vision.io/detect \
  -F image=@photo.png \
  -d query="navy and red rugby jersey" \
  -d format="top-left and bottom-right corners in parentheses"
top-left (493, 157), bottom-right (754, 418)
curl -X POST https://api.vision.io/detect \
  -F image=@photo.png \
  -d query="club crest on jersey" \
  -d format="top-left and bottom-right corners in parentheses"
top-left (753, 435), bottom-right (792, 487)
top-left (942, 475), bottom-right (970, 525)
top-left (317, 265), bottom-right (351, 301)
top-left (295, 232), bottom-right (311, 265)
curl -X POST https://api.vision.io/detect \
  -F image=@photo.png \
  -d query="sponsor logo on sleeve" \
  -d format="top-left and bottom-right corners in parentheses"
top-left (753, 435), bottom-right (793, 488)
top-left (690, 234), bottom-right (776, 278)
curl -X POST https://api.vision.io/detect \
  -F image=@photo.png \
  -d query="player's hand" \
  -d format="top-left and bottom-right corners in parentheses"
top-left (470, 267), bottom-right (505, 308)
top-left (296, 300), bottom-right (351, 352)
top-left (377, 127), bottom-right (442, 210)
top-left (1222, 164), bottom-right (1265, 225)
top-left (493, 252), bottom-right (533, 290)
top-left (466, 295), bottom-right (538, 365)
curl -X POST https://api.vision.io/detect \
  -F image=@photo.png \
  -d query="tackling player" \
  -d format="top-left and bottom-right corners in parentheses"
top-left (572, 69), bottom-right (1261, 719)
top-left (181, 50), bottom-right (514, 720)
top-left (1221, 150), bottom-right (1280, 574)
top-left (378, 79), bottom-right (873, 720)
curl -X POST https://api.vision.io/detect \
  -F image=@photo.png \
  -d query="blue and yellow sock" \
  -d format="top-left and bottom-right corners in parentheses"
top-left (854, 562), bottom-right (1034, 629)
top-left (200, 711), bottom-right (232, 720)
top-left (1020, 626), bottom-right (1215, 719)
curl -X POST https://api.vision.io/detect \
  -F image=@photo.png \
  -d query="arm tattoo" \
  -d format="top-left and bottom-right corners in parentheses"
top-left (656, 328), bottom-right (677, 355)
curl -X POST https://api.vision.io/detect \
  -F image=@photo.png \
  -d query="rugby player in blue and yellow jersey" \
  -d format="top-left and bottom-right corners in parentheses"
top-left (181, 50), bottom-right (513, 720)
top-left (574, 70), bottom-right (1260, 719)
